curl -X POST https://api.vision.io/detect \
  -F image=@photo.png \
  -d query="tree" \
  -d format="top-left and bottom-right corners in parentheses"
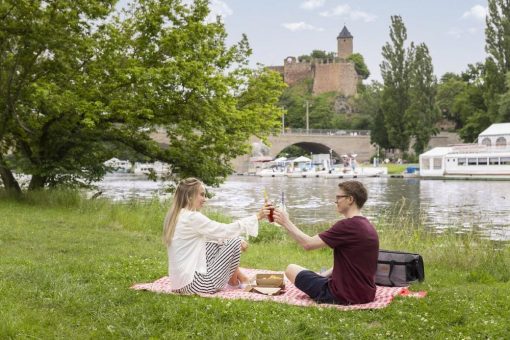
top-left (436, 66), bottom-right (488, 137)
top-left (484, 0), bottom-right (510, 123)
top-left (380, 15), bottom-right (413, 153)
top-left (496, 72), bottom-right (510, 122)
top-left (457, 63), bottom-right (490, 141)
top-left (347, 53), bottom-right (370, 80)
top-left (0, 0), bottom-right (118, 193)
top-left (405, 43), bottom-right (440, 155)
top-left (0, 0), bottom-right (286, 193)
top-left (357, 81), bottom-right (391, 148)
top-left (436, 73), bottom-right (466, 128)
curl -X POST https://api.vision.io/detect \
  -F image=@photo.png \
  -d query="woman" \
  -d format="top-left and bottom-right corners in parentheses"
top-left (163, 177), bottom-right (267, 294)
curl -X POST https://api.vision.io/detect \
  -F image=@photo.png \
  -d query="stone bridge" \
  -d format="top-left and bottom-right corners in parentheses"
top-left (231, 129), bottom-right (462, 174)
top-left (151, 128), bottom-right (461, 174)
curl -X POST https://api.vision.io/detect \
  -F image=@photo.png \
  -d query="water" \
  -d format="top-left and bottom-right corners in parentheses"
top-left (95, 173), bottom-right (510, 241)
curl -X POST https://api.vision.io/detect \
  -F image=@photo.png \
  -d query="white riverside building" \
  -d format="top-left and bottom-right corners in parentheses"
top-left (419, 123), bottom-right (510, 179)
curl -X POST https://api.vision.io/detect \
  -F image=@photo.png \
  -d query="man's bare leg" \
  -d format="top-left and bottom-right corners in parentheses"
top-left (285, 264), bottom-right (308, 284)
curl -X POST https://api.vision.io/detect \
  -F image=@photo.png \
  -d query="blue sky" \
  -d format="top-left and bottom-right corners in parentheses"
top-left (118, 0), bottom-right (488, 82)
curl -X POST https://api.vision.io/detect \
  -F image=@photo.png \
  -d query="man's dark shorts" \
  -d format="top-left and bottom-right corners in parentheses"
top-left (295, 270), bottom-right (345, 304)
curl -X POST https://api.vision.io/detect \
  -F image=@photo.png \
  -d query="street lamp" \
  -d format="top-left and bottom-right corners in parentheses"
top-left (303, 100), bottom-right (312, 134)
top-left (281, 110), bottom-right (285, 135)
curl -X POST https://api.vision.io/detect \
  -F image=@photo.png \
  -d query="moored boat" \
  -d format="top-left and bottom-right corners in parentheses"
top-left (420, 123), bottom-right (510, 179)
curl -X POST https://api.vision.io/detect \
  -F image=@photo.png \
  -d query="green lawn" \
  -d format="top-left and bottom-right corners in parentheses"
top-left (1, 190), bottom-right (509, 339)
top-left (382, 163), bottom-right (419, 175)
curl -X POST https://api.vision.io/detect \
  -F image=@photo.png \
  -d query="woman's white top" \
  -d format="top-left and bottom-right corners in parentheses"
top-left (167, 209), bottom-right (259, 290)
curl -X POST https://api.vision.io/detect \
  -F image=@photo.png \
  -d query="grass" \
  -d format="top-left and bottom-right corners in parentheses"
top-left (1, 190), bottom-right (509, 339)
top-left (382, 163), bottom-right (419, 174)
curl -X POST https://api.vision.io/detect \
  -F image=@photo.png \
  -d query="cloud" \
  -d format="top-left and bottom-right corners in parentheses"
top-left (281, 21), bottom-right (324, 32)
top-left (206, 0), bottom-right (233, 22)
top-left (462, 4), bottom-right (487, 21)
top-left (447, 27), bottom-right (480, 38)
top-left (300, 0), bottom-right (326, 10)
top-left (319, 4), bottom-right (376, 22)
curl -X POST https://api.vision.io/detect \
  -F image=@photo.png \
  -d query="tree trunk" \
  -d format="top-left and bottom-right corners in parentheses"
top-left (0, 156), bottom-right (22, 195)
top-left (28, 174), bottom-right (47, 191)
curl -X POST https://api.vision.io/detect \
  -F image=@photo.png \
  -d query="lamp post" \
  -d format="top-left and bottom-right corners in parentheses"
top-left (281, 110), bottom-right (285, 135)
top-left (304, 100), bottom-right (311, 134)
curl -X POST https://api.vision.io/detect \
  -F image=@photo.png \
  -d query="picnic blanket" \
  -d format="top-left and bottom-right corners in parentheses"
top-left (131, 268), bottom-right (425, 311)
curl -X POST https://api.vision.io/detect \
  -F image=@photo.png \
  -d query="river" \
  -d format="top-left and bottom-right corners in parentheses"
top-left (96, 173), bottom-right (510, 241)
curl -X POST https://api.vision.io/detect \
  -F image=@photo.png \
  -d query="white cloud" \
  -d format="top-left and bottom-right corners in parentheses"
top-left (447, 27), bottom-right (463, 39)
top-left (462, 4), bottom-right (487, 21)
top-left (300, 0), bottom-right (326, 10)
top-left (320, 4), bottom-right (350, 16)
top-left (447, 27), bottom-right (480, 38)
top-left (320, 4), bottom-right (376, 22)
top-left (281, 21), bottom-right (324, 32)
top-left (206, 0), bottom-right (233, 22)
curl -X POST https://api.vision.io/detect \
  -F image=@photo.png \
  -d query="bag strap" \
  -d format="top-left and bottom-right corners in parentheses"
top-left (387, 260), bottom-right (395, 286)
top-left (378, 260), bottom-right (411, 265)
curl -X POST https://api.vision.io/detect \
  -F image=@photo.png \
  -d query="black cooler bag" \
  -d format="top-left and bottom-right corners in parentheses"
top-left (375, 250), bottom-right (425, 287)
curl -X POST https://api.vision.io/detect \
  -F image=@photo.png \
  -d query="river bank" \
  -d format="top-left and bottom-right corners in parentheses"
top-left (1, 191), bottom-right (509, 338)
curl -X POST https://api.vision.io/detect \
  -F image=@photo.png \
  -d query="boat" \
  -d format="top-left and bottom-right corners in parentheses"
top-left (257, 167), bottom-right (286, 177)
top-left (104, 158), bottom-right (132, 173)
top-left (419, 123), bottom-right (510, 179)
top-left (286, 167), bottom-right (317, 178)
top-left (319, 166), bottom-right (387, 179)
top-left (256, 156), bottom-right (288, 177)
top-left (133, 161), bottom-right (170, 176)
top-left (286, 156), bottom-right (316, 178)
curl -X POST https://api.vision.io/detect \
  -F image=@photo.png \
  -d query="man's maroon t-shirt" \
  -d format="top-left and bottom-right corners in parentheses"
top-left (319, 216), bottom-right (379, 304)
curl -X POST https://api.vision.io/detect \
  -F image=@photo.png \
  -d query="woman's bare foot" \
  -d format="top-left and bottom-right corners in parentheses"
top-left (228, 268), bottom-right (250, 286)
top-left (237, 269), bottom-right (250, 284)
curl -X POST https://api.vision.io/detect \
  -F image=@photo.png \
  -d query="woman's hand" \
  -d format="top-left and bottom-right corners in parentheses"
top-left (240, 239), bottom-right (249, 252)
top-left (257, 202), bottom-right (274, 220)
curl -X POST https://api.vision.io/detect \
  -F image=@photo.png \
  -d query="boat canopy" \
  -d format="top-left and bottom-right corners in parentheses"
top-left (292, 156), bottom-right (312, 163)
top-left (479, 123), bottom-right (510, 137)
top-left (420, 147), bottom-right (453, 157)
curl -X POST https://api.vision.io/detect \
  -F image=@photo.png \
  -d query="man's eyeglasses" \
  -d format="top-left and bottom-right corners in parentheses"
top-left (335, 195), bottom-right (350, 203)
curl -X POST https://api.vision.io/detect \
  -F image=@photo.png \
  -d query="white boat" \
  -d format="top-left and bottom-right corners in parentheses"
top-left (420, 123), bottom-right (510, 179)
top-left (133, 161), bottom-right (170, 176)
top-left (319, 166), bottom-right (387, 178)
top-left (104, 158), bottom-right (132, 173)
top-left (286, 156), bottom-right (316, 178)
top-left (257, 167), bottom-right (286, 177)
top-left (286, 168), bottom-right (316, 178)
top-left (256, 156), bottom-right (289, 177)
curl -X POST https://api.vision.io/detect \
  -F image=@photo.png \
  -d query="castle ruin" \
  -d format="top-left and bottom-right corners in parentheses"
top-left (269, 26), bottom-right (360, 96)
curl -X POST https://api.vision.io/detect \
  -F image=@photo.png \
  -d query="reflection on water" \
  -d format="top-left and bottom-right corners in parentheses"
top-left (94, 173), bottom-right (171, 201)
top-left (95, 173), bottom-right (510, 240)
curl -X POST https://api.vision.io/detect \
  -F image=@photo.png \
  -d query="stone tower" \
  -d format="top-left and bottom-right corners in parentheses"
top-left (337, 25), bottom-right (353, 59)
top-left (269, 25), bottom-right (359, 96)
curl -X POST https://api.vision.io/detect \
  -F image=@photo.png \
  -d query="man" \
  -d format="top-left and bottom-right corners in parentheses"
top-left (273, 180), bottom-right (379, 305)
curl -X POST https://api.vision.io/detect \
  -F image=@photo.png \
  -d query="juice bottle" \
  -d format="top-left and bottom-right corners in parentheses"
top-left (264, 189), bottom-right (274, 222)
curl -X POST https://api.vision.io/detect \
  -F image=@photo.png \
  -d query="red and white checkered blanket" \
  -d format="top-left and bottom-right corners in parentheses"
top-left (131, 268), bottom-right (425, 311)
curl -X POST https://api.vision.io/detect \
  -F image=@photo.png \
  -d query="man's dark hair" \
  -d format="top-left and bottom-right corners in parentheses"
top-left (338, 180), bottom-right (368, 208)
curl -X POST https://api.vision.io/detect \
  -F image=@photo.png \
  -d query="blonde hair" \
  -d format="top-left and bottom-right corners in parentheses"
top-left (162, 177), bottom-right (204, 246)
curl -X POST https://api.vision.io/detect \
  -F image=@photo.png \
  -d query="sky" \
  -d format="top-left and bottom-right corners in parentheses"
top-left (118, 0), bottom-right (489, 82)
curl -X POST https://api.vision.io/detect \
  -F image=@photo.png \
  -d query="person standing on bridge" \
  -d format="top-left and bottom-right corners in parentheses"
top-left (163, 177), bottom-right (270, 294)
top-left (272, 180), bottom-right (379, 305)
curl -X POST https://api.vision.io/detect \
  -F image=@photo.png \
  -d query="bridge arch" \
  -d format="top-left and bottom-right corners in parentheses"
top-left (273, 142), bottom-right (342, 160)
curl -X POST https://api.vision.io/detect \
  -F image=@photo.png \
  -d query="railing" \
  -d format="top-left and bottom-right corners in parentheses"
top-left (448, 144), bottom-right (510, 154)
top-left (280, 128), bottom-right (370, 136)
